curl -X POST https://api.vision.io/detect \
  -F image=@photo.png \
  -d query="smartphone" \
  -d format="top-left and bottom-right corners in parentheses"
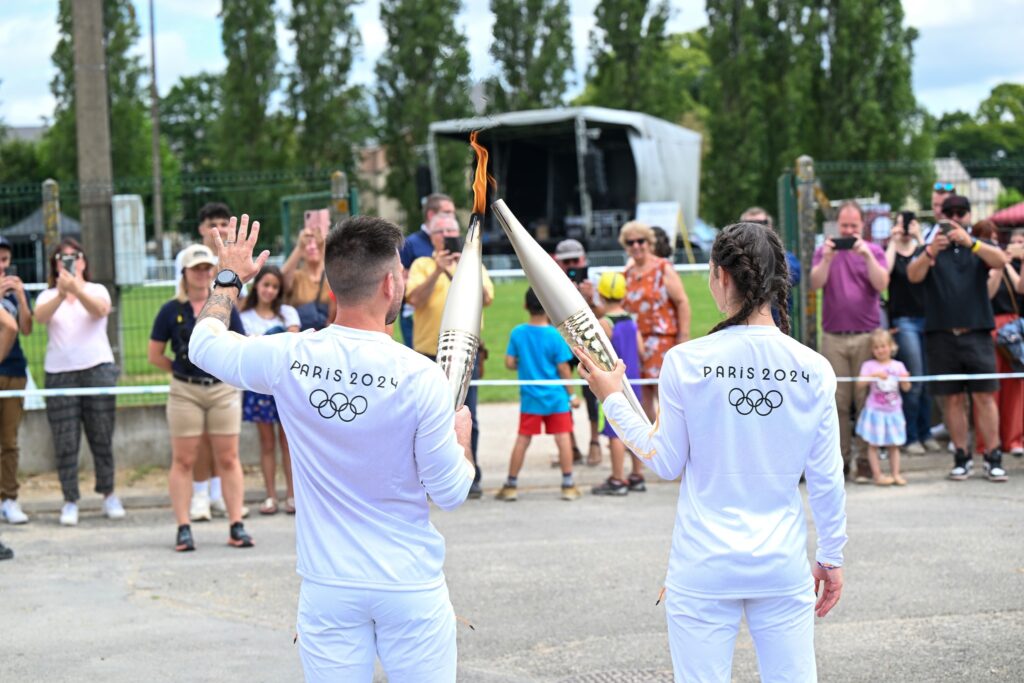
top-left (5, 264), bottom-right (17, 279)
top-left (443, 236), bottom-right (462, 254)
top-left (566, 265), bottom-right (589, 284)
top-left (832, 236), bottom-right (857, 250)
top-left (900, 211), bottom-right (916, 228)
top-left (304, 208), bottom-right (331, 239)
top-left (60, 254), bottom-right (77, 274)
top-left (937, 220), bottom-right (956, 235)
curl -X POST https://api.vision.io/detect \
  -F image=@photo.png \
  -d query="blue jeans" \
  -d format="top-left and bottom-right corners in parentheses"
top-left (894, 317), bottom-right (931, 443)
top-left (399, 306), bottom-right (414, 348)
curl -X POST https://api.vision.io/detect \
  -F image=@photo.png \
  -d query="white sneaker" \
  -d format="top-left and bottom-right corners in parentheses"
top-left (2, 499), bottom-right (28, 524)
top-left (190, 490), bottom-right (212, 522)
top-left (103, 495), bottom-right (126, 520)
top-left (60, 502), bottom-right (79, 526)
top-left (211, 498), bottom-right (249, 519)
top-left (904, 442), bottom-right (926, 455)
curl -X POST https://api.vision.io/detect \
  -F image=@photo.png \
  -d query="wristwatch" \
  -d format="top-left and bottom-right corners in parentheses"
top-left (214, 269), bottom-right (243, 291)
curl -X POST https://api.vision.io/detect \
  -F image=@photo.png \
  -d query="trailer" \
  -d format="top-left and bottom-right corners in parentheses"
top-left (427, 106), bottom-right (702, 256)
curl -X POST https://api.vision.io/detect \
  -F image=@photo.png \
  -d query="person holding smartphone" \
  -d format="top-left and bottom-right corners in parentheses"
top-left (34, 238), bottom-right (123, 526)
top-left (810, 201), bottom-right (889, 483)
top-left (406, 212), bottom-right (494, 498)
top-left (907, 195), bottom-right (1011, 483)
top-left (0, 237), bottom-right (33, 526)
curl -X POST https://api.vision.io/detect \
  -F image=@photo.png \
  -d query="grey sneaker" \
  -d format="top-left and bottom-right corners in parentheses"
top-left (904, 442), bottom-right (926, 455)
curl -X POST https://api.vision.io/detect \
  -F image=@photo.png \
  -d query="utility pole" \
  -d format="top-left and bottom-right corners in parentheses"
top-left (148, 0), bottom-right (164, 245)
top-left (796, 155), bottom-right (817, 350)
top-left (72, 0), bottom-right (121, 362)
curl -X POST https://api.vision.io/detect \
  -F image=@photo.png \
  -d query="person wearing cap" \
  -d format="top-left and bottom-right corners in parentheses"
top-left (174, 202), bottom-right (247, 523)
top-left (552, 238), bottom-right (604, 466)
top-left (590, 272), bottom-right (646, 496)
top-left (34, 238), bottom-right (123, 527)
top-left (0, 235), bottom-right (33, 526)
top-left (810, 201), bottom-right (889, 483)
top-left (149, 243), bottom-right (253, 551)
top-left (908, 194), bottom-right (1011, 483)
top-left (406, 212), bottom-right (494, 498)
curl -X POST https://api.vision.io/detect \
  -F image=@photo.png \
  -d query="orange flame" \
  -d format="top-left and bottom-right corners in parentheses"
top-left (469, 131), bottom-right (495, 215)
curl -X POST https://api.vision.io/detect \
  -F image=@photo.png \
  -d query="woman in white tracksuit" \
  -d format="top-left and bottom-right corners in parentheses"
top-left (576, 221), bottom-right (848, 682)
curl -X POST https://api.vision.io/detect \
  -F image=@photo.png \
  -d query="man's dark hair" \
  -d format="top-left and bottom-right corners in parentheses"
top-left (325, 216), bottom-right (405, 304)
top-left (524, 287), bottom-right (544, 315)
top-left (423, 193), bottom-right (452, 221)
top-left (197, 202), bottom-right (231, 226)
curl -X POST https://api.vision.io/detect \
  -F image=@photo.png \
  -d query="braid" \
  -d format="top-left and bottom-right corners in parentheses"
top-left (709, 222), bottom-right (791, 334)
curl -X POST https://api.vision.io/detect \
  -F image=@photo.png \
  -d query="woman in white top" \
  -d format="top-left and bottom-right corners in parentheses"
top-left (576, 222), bottom-right (848, 683)
top-left (239, 265), bottom-right (300, 515)
top-left (34, 238), bottom-right (123, 527)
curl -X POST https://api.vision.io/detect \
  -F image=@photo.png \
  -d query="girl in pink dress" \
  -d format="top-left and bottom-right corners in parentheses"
top-left (855, 330), bottom-right (911, 486)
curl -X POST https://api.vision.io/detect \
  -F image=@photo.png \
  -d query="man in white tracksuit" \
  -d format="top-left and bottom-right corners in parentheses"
top-left (189, 214), bottom-right (475, 682)
top-left (577, 221), bottom-right (848, 682)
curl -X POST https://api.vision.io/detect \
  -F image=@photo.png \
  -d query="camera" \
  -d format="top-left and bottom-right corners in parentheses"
top-left (60, 253), bottom-right (77, 274)
top-left (443, 236), bottom-right (462, 254)
top-left (566, 265), bottom-right (589, 284)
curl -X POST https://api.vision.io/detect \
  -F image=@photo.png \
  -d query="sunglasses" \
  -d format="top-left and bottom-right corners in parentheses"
top-left (944, 208), bottom-right (968, 218)
top-left (625, 238), bottom-right (647, 247)
top-left (934, 182), bottom-right (955, 192)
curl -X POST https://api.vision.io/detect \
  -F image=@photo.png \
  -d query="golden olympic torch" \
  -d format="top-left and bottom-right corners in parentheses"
top-left (492, 199), bottom-right (651, 426)
top-left (436, 133), bottom-right (491, 409)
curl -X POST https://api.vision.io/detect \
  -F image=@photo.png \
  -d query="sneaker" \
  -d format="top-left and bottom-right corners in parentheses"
top-left (227, 522), bottom-right (254, 548)
top-left (1011, 448), bottom-right (1024, 459)
top-left (190, 491), bottom-right (212, 522)
top-left (922, 438), bottom-right (942, 452)
top-left (984, 450), bottom-right (1009, 482)
top-left (210, 498), bottom-right (250, 519)
top-left (592, 477), bottom-right (628, 496)
top-left (495, 485), bottom-right (518, 502)
top-left (467, 481), bottom-right (483, 499)
top-left (103, 495), bottom-right (126, 520)
top-left (2, 499), bottom-right (28, 525)
top-left (175, 524), bottom-right (195, 552)
top-left (59, 502), bottom-right (79, 526)
top-left (904, 442), bottom-right (926, 455)
top-left (561, 484), bottom-right (582, 501)
top-left (627, 474), bottom-right (647, 492)
top-left (0, 540), bottom-right (12, 560)
top-left (949, 450), bottom-right (973, 481)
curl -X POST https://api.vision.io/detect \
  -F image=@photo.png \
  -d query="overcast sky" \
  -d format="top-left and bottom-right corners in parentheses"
top-left (1, 0), bottom-right (1022, 128)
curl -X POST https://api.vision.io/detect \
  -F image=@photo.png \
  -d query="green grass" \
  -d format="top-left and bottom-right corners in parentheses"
top-left (20, 275), bottom-right (720, 406)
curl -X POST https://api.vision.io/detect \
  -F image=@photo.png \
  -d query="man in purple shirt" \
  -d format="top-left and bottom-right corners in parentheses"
top-left (811, 201), bottom-right (889, 482)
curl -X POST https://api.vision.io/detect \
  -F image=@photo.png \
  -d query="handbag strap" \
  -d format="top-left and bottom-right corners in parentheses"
top-left (1002, 267), bottom-right (1020, 317)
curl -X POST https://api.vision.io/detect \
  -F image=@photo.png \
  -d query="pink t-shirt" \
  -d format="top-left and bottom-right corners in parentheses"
top-left (813, 243), bottom-right (888, 333)
top-left (859, 359), bottom-right (907, 413)
top-left (37, 282), bottom-right (115, 373)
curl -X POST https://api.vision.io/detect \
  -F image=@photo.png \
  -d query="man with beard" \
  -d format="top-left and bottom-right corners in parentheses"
top-left (190, 214), bottom-right (475, 681)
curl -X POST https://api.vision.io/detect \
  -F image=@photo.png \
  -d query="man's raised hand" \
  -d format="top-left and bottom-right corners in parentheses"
top-left (211, 214), bottom-right (271, 283)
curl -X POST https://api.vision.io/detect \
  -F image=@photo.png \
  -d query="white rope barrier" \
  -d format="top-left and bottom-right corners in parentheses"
top-left (3, 371), bottom-right (1024, 398)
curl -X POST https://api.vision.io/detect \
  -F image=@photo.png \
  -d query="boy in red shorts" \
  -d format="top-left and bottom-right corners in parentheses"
top-left (497, 288), bottom-right (582, 501)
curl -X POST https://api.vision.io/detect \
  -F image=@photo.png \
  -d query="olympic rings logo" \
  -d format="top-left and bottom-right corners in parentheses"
top-left (728, 388), bottom-right (783, 417)
top-left (308, 389), bottom-right (368, 422)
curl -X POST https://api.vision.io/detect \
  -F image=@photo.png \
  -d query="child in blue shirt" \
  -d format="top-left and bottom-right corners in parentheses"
top-left (496, 288), bottom-right (581, 501)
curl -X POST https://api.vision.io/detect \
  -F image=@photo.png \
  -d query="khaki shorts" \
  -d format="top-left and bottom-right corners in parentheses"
top-left (166, 378), bottom-right (242, 438)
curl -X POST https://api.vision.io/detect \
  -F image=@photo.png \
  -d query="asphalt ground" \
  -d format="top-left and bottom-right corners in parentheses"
top-left (2, 403), bottom-right (1024, 682)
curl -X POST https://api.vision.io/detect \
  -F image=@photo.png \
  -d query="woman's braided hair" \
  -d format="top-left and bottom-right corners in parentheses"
top-left (709, 222), bottom-right (792, 335)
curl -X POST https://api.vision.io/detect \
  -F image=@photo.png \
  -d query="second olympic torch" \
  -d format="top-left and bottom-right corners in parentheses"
top-left (491, 199), bottom-right (651, 426)
top-left (436, 214), bottom-right (484, 409)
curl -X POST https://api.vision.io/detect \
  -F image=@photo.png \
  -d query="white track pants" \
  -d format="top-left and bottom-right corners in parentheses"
top-left (296, 580), bottom-right (457, 683)
top-left (664, 588), bottom-right (817, 683)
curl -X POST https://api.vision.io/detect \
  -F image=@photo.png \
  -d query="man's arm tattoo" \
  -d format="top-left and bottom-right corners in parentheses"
top-left (198, 291), bottom-right (236, 327)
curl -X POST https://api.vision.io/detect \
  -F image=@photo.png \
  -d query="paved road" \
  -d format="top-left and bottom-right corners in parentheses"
top-left (2, 452), bottom-right (1023, 682)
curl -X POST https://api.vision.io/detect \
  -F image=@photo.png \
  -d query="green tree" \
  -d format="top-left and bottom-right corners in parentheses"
top-left (43, 0), bottom-right (152, 181)
top-left (937, 83), bottom-right (1024, 190)
top-left (577, 1), bottom-right (679, 120)
top-left (288, 0), bottom-right (371, 174)
top-left (218, 0), bottom-right (282, 171)
top-left (485, 0), bottom-right (574, 112)
top-left (160, 73), bottom-right (223, 176)
top-left (375, 0), bottom-right (473, 223)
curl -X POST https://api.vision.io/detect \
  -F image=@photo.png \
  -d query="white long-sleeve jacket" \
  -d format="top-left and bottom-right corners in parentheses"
top-left (190, 319), bottom-right (474, 590)
top-left (604, 325), bottom-right (847, 598)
